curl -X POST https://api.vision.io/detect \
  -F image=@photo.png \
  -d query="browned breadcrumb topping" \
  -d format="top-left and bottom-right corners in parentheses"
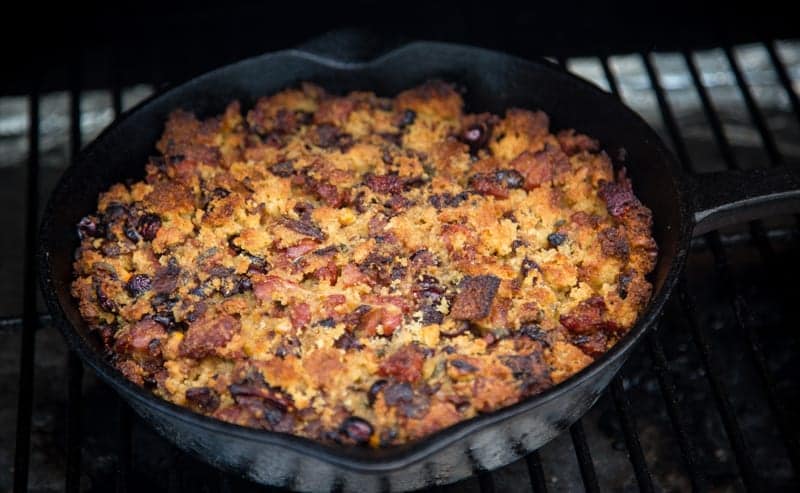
top-left (71, 81), bottom-right (657, 447)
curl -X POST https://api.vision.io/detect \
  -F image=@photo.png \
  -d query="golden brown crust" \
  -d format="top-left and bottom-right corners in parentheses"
top-left (71, 81), bottom-right (657, 447)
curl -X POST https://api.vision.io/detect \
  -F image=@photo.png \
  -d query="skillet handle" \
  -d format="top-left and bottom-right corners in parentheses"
top-left (295, 29), bottom-right (406, 63)
top-left (690, 166), bottom-right (800, 236)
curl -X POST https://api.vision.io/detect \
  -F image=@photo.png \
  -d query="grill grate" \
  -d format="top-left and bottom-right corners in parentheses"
top-left (13, 80), bottom-right (39, 493)
top-left (5, 39), bottom-right (800, 492)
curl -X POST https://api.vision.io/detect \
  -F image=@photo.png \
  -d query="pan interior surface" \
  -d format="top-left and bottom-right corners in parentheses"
top-left (39, 42), bottom-right (688, 471)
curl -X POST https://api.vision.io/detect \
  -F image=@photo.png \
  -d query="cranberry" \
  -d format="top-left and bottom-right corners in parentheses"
top-left (152, 312), bottom-right (182, 332)
top-left (185, 387), bottom-right (220, 412)
top-left (399, 109), bottom-right (416, 128)
top-left (450, 359), bottom-right (478, 372)
top-left (334, 332), bottom-right (364, 351)
top-left (315, 124), bottom-right (353, 151)
top-left (292, 201), bottom-right (315, 221)
top-left (462, 125), bottom-right (482, 141)
top-left (521, 258), bottom-right (540, 278)
top-left (316, 124), bottom-right (339, 148)
top-left (367, 379), bottom-right (388, 406)
top-left (296, 111), bottom-right (313, 125)
top-left (414, 275), bottom-right (445, 299)
top-left (618, 272), bottom-right (633, 300)
top-left (126, 274), bottom-right (152, 297)
top-left (547, 232), bottom-right (567, 247)
top-left (269, 161), bottom-right (295, 178)
top-left (461, 123), bottom-right (490, 154)
top-left (77, 216), bottom-right (105, 240)
top-left (237, 277), bottom-right (252, 293)
top-left (339, 416), bottom-right (374, 445)
top-left (427, 192), bottom-right (470, 209)
top-left (95, 285), bottom-right (117, 313)
top-left (409, 249), bottom-right (438, 267)
top-left (379, 132), bottom-right (403, 147)
top-left (100, 241), bottom-right (121, 257)
top-left (382, 382), bottom-right (414, 406)
top-left (137, 214), bottom-right (161, 241)
top-left (103, 203), bottom-right (129, 222)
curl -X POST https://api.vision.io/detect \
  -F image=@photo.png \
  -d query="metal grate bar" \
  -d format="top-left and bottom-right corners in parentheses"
top-left (570, 421), bottom-right (600, 493)
top-left (1, 314), bottom-right (53, 332)
top-left (676, 284), bottom-right (760, 491)
top-left (12, 86), bottom-right (40, 493)
top-left (599, 57), bottom-right (621, 96)
top-left (683, 51), bottom-right (740, 168)
top-left (722, 45), bottom-right (783, 165)
top-left (639, 53), bottom-right (693, 167)
top-left (707, 235), bottom-right (800, 475)
top-left (600, 55), bottom-right (705, 488)
top-left (65, 80), bottom-right (85, 493)
top-left (525, 451), bottom-right (548, 493)
top-left (610, 378), bottom-right (654, 493)
top-left (765, 41), bottom-right (800, 125)
top-left (643, 51), bottom-right (762, 491)
top-left (646, 332), bottom-right (706, 490)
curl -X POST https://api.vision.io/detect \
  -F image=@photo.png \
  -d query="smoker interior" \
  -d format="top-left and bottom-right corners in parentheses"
top-left (2, 24), bottom-right (800, 493)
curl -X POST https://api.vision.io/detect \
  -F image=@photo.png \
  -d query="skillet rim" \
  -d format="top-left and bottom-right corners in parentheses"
top-left (38, 40), bottom-right (693, 474)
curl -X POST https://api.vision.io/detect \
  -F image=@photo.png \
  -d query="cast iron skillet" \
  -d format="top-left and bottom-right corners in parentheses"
top-left (39, 40), bottom-right (800, 492)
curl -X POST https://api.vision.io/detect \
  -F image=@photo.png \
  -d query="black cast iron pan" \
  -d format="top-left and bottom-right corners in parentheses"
top-left (39, 39), bottom-right (800, 491)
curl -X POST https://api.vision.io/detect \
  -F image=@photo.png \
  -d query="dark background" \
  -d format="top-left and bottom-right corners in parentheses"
top-left (2, 0), bottom-right (798, 94)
